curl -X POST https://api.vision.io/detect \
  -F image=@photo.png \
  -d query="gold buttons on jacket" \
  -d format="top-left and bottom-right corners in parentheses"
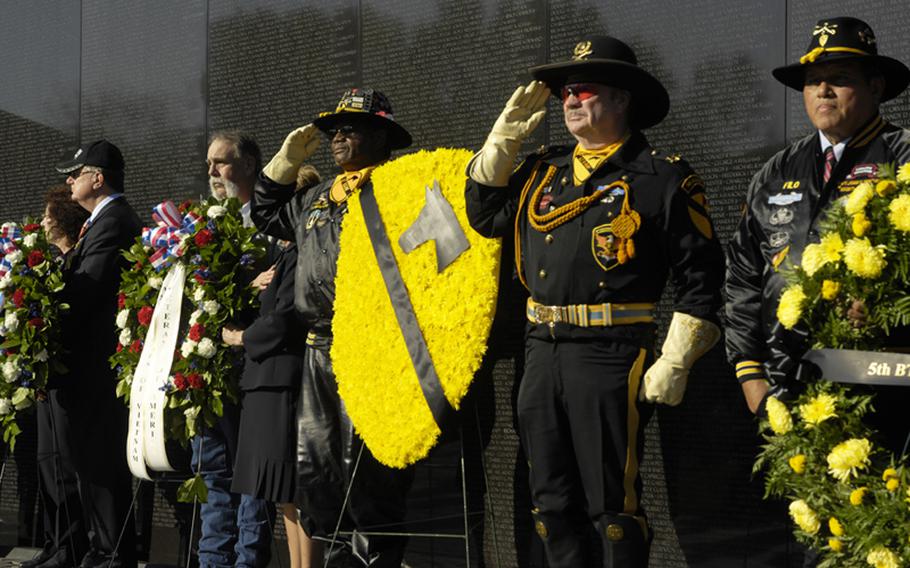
top-left (545, 234), bottom-right (554, 244)
top-left (598, 281), bottom-right (606, 289)
top-left (606, 524), bottom-right (624, 541)
top-left (535, 520), bottom-right (548, 538)
top-left (560, 176), bottom-right (568, 186)
top-left (538, 269), bottom-right (547, 279)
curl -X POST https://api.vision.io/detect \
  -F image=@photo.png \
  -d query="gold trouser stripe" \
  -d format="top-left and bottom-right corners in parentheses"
top-left (622, 348), bottom-right (648, 515)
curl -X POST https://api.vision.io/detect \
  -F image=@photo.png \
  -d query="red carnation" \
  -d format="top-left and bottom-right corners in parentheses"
top-left (137, 306), bottom-right (154, 327)
top-left (188, 323), bottom-right (205, 342)
top-left (118, 293), bottom-right (127, 309)
top-left (173, 372), bottom-right (188, 391)
top-left (129, 339), bottom-right (143, 353)
top-left (193, 273), bottom-right (206, 285)
top-left (28, 317), bottom-right (44, 328)
top-left (22, 223), bottom-right (40, 233)
top-left (12, 289), bottom-right (24, 308)
top-left (194, 229), bottom-right (214, 247)
top-left (187, 373), bottom-right (204, 389)
top-left (27, 250), bottom-right (45, 267)
top-left (116, 343), bottom-right (123, 353)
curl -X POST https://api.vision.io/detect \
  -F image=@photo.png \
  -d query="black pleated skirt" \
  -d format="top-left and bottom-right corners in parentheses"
top-left (231, 387), bottom-right (296, 503)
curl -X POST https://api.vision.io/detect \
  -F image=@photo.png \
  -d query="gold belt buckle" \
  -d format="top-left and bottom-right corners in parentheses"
top-left (534, 304), bottom-right (562, 338)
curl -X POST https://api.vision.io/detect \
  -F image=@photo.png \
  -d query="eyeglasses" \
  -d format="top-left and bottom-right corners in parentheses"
top-left (326, 125), bottom-right (359, 138)
top-left (560, 83), bottom-right (600, 102)
top-left (69, 168), bottom-right (97, 180)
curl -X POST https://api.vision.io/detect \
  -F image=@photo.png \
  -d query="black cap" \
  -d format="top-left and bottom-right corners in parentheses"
top-left (55, 140), bottom-right (125, 174)
top-left (529, 35), bottom-right (670, 129)
top-left (772, 17), bottom-right (910, 102)
top-left (313, 88), bottom-right (412, 150)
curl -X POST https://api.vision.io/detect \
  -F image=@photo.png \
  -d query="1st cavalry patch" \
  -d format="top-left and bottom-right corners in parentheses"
top-left (592, 224), bottom-right (620, 271)
top-left (680, 174), bottom-right (713, 239)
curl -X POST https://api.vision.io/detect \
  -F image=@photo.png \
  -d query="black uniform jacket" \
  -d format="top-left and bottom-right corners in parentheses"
top-left (725, 115), bottom-right (910, 372)
top-left (465, 131), bottom-right (724, 341)
top-left (57, 197), bottom-right (141, 390)
top-left (239, 242), bottom-right (305, 391)
top-left (252, 174), bottom-right (346, 337)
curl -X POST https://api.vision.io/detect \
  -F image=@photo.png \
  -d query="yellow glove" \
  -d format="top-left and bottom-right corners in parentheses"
top-left (467, 81), bottom-right (550, 186)
top-left (263, 124), bottom-right (321, 185)
top-left (641, 312), bottom-right (721, 406)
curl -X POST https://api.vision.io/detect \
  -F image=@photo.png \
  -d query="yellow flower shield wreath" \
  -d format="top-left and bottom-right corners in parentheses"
top-left (331, 148), bottom-right (501, 467)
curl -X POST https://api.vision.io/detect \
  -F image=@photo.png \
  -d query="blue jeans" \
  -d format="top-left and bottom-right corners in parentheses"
top-left (191, 412), bottom-right (274, 568)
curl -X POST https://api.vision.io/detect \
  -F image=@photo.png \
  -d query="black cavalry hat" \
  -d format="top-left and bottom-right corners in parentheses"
top-left (55, 139), bottom-right (125, 174)
top-left (529, 35), bottom-right (670, 129)
top-left (313, 88), bottom-right (412, 150)
top-left (773, 17), bottom-right (910, 102)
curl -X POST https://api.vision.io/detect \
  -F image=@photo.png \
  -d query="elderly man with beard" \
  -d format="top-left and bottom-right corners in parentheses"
top-left (189, 131), bottom-right (276, 568)
top-left (252, 88), bottom-right (415, 568)
top-left (465, 36), bottom-right (724, 567)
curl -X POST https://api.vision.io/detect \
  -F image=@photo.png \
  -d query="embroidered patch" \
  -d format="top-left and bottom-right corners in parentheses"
top-left (769, 231), bottom-right (790, 248)
top-left (769, 207), bottom-right (794, 226)
top-left (591, 224), bottom-right (620, 271)
top-left (768, 192), bottom-right (803, 206)
top-left (847, 163), bottom-right (878, 179)
top-left (782, 180), bottom-right (801, 190)
top-left (305, 209), bottom-right (323, 231)
top-left (311, 194), bottom-right (330, 210)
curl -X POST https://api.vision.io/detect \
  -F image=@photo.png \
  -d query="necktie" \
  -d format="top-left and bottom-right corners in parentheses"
top-left (823, 146), bottom-right (837, 185)
top-left (78, 219), bottom-right (93, 241)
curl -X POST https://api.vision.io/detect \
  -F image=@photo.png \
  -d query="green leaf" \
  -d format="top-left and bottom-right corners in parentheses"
top-left (176, 473), bottom-right (208, 503)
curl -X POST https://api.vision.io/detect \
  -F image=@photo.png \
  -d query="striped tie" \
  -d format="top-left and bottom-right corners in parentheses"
top-left (822, 146), bottom-right (836, 185)
top-left (78, 219), bottom-right (92, 241)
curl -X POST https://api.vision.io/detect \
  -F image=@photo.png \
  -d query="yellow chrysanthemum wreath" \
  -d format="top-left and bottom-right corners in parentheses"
top-left (331, 148), bottom-right (501, 468)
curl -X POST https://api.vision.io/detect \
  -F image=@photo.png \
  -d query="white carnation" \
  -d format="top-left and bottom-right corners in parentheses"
top-left (193, 288), bottom-right (206, 302)
top-left (207, 205), bottom-right (227, 219)
top-left (0, 275), bottom-right (11, 290)
top-left (197, 337), bottom-right (217, 358)
top-left (119, 328), bottom-right (132, 346)
top-left (23, 233), bottom-right (38, 247)
top-left (148, 276), bottom-right (163, 290)
top-left (189, 309), bottom-right (203, 325)
top-left (2, 360), bottom-right (17, 382)
top-left (35, 349), bottom-right (48, 362)
top-left (203, 300), bottom-right (220, 315)
top-left (0, 398), bottom-right (11, 415)
top-left (116, 309), bottom-right (130, 329)
top-left (6, 250), bottom-right (22, 265)
top-left (181, 339), bottom-right (197, 358)
top-left (4, 311), bottom-right (18, 333)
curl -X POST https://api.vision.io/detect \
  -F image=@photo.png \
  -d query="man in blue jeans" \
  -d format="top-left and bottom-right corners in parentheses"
top-left (190, 131), bottom-right (277, 567)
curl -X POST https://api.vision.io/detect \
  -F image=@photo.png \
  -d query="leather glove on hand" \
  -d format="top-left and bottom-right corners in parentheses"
top-left (467, 81), bottom-right (550, 186)
top-left (641, 312), bottom-right (721, 406)
top-left (263, 124), bottom-right (321, 185)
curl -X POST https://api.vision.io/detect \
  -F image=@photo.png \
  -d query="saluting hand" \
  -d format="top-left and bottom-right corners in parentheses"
top-left (491, 81), bottom-right (550, 141)
top-left (263, 124), bottom-right (321, 185)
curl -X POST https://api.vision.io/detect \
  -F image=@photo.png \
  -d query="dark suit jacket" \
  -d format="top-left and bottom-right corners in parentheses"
top-left (56, 196), bottom-right (141, 391)
top-left (240, 242), bottom-right (305, 391)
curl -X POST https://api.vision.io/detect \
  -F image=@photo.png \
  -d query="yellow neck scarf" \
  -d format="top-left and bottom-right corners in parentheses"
top-left (572, 135), bottom-right (628, 186)
top-left (330, 166), bottom-right (376, 204)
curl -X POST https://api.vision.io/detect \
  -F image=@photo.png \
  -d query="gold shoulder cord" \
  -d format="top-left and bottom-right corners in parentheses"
top-left (529, 178), bottom-right (632, 233)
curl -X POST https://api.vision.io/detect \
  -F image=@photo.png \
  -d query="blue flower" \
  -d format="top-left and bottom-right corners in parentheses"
top-left (239, 254), bottom-right (254, 266)
top-left (192, 254), bottom-right (203, 265)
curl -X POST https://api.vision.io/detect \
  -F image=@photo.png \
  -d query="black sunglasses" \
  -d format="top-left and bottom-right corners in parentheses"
top-left (325, 125), bottom-right (359, 138)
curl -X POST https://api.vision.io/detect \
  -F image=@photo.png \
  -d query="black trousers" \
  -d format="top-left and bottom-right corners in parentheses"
top-left (36, 386), bottom-right (136, 567)
top-left (296, 342), bottom-right (414, 567)
top-left (518, 336), bottom-right (654, 568)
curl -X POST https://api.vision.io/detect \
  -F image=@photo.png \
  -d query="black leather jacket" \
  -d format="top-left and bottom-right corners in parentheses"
top-left (725, 115), bottom-right (910, 383)
top-left (251, 174), bottom-right (345, 337)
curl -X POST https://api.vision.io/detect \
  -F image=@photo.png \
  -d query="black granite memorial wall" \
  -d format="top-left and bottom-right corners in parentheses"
top-left (1, 1), bottom-right (908, 566)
